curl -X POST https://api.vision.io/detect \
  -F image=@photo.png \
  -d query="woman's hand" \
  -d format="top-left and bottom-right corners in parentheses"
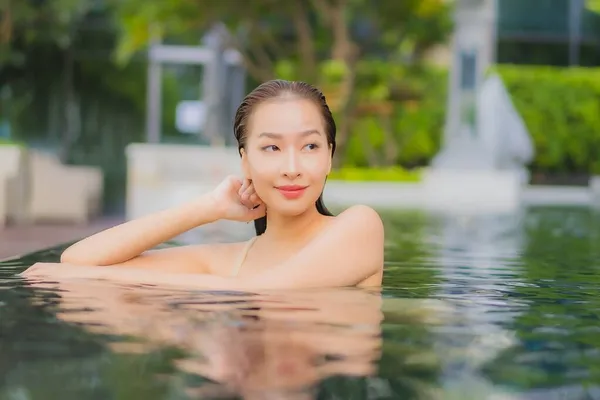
top-left (211, 176), bottom-right (266, 222)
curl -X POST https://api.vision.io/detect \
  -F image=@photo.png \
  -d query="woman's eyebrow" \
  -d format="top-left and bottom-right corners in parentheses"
top-left (257, 130), bottom-right (321, 139)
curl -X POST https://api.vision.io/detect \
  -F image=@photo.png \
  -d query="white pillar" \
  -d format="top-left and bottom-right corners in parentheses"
top-left (442, 0), bottom-right (497, 148)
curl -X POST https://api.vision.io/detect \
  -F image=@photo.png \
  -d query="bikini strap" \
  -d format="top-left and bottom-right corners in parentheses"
top-left (231, 237), bottom-right (257, 277)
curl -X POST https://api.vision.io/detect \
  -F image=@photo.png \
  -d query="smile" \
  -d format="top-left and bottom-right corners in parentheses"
top-left (276, 185), bottom-right (308, 199)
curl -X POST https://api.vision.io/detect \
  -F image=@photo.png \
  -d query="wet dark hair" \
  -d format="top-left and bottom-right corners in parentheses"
top-left (233, 79), bottom-right (336, 236)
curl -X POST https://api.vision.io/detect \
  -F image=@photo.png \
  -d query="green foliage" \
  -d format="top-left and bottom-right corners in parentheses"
top-left (0, 138), bottom-right (24, 147)
top-left (0, 0), bottom-right (91, 66)
top-left (328, 166), bottom-right (422, 182)
top-left (362, 0), bottom-right (453, 61)
top-left (495, 65), bottom-right (600, 174)
top-left (344, 63), bottom-right (448, 168)
top-left (112, 0), bottom-right (453, 83)
top-left (586, 0), bottom-right (600, 13)
top-left (0, 1), bottom-right (207, 211)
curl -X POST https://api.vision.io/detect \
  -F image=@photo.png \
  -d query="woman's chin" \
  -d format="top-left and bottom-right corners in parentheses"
top-left (268, 202), bottom-right (316, 218)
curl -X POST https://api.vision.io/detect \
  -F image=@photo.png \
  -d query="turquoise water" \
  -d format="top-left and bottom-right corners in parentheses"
top-left (1, 206), bottom-right (599, 399)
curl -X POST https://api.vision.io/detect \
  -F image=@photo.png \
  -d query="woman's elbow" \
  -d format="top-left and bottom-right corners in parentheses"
top-left (60, 248), bottom-right (85, 265)
top-left (60, 247), bottom-right (102, 266)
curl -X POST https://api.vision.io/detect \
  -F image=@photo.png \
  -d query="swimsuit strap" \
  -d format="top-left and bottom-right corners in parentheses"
top-left (231, 237), bottom-right (258, 277)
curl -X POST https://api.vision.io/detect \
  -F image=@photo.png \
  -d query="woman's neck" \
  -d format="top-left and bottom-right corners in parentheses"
top-left (262, 206), bottom-right (327, 244)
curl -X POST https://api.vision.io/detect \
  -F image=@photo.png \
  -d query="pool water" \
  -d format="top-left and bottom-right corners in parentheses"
top-left (1, 206), bottom-right (599, 399)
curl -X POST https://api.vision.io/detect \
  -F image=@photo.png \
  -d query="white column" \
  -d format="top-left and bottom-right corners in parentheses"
top-left (442, 0), bottom-right (497, 148)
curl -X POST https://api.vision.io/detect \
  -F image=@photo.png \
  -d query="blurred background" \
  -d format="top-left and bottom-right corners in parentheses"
top-left (1, 0), bottom-right (600, 256)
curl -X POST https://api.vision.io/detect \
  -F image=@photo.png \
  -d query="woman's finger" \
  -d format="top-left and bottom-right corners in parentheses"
top-left (241, 183), bottom-right (256, 208)
top-left (238, 178), bottom-right (249, 196)
top-left (249, 193), bottom-right (262, 206)
top-left (242, 183), bottom-right (255, 197)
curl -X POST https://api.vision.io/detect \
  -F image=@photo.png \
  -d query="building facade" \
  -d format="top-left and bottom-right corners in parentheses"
top-left (497, 0), bottom-right (600, 66)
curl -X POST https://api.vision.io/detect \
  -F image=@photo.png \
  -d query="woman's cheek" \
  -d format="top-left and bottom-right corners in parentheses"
top-left (305, 154), bottom-right (330, 175)
top-left (251, 181), bottom-right (271, 202)
top-left (248, 159), bottom-right (276, 178)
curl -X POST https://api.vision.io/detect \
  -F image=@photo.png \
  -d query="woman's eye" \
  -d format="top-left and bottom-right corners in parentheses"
top-left (262, 145), bottom-right (279, 152)
top-left (304, 143), bottom-right (319, 151)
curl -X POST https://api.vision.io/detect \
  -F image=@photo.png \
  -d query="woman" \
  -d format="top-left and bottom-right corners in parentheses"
top-left (22, 80), bottom-right (384, 290)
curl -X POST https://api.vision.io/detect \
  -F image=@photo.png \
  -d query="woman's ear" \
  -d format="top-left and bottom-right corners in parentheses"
top-left (240, 148), bottom-right (251, 179)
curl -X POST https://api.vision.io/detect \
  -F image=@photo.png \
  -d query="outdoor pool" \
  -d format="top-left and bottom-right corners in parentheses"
top-left (1, 205), bottom-right (599, 399)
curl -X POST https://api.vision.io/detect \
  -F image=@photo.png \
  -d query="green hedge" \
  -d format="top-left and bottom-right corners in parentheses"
top-left (0, 138), bottom-right (24, 147)
top-left (328, 166), bottom-right (422, 182)
top-left (495, 65), bottom-right (600, 174)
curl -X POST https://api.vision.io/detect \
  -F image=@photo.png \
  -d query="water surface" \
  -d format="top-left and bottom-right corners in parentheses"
top-left (1, 206), bottom-right (599, 399)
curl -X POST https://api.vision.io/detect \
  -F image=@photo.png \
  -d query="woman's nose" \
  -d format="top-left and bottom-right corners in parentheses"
top-left (281, 150), bottom-right (301, 179)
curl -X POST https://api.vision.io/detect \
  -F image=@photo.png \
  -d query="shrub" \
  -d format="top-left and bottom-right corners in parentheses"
top-left (0, 138), bottom-right (25, 147)
top-left (495, 65), bottom-right (600, 174)
top-left (328, 166), bottom-right (422, 182)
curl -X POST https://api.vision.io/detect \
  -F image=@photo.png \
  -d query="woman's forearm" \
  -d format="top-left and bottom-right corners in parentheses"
top-left (23, 263), bottom-right (245, 291)
top-left (61, 194), bottom-right (221, 266)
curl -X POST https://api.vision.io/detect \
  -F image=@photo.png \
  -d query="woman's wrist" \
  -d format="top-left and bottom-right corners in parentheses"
top-left (187, 192), bottom-right (225, 224)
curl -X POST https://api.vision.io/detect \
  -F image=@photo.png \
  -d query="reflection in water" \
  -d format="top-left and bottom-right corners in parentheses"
top-left (427, 211), bottom-right (528, 397)
top-left (13, 277), bottom-right (446, 399)
top-left (41, 282), bottom-right (380, 398)
top-left (484, 207), bottom-right (600, 398)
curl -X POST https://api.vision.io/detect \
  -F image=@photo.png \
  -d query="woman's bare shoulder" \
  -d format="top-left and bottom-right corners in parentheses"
top-left (334, 205), bottom-right (384, 232)
top-left (337, 204), bottom-right (381, 218)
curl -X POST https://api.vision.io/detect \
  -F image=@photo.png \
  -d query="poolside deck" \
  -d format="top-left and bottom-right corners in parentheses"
top-left (0, 216), bottom-right (124, 260)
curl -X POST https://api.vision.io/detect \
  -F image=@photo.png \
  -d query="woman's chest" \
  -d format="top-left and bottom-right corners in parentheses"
top-left (205, 243), bottom-right (295, 278)
top-left (234, 249), bottom-right (294, 278)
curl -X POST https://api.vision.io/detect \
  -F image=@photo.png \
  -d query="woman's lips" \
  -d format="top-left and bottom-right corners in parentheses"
top-left (276, 185), bottom-right (308, 199)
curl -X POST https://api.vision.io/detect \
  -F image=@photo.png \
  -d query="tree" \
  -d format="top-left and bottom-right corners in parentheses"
top-left (588, 0), bottom-right (600, 12)
top-left (112, 0), bottom-right (452, 166)
top-left (0, 0), bottom-right (91, 67)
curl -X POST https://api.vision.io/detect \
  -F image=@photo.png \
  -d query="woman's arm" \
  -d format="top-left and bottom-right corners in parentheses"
top-left (61, 194), bottom-right (220, 266)
top-left (60, 176), bottom-right (264, 268)
top-left (24, 205), bottom-right (384, 290)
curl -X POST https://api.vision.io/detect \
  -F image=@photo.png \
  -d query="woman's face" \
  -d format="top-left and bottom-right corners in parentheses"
top-left (241, 97), bottom-right (332, 217)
